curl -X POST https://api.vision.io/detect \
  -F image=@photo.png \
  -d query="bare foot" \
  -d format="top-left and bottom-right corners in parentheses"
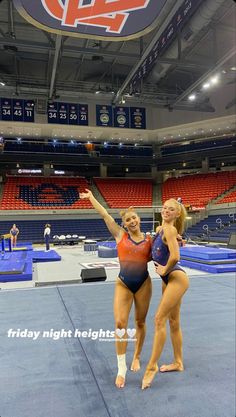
top-left (141, 364), bottom-right (158, 389)
top-left (130, 358), bottom-right (140, 372)
top-left (115, 375), bottom-right (126, 388)
top-left (160, 363), bottom-right (184, 372)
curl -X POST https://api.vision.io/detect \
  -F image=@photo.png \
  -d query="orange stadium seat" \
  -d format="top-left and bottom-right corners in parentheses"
top-left (94, 178), bottom-right (153, 208)
top-left (162, 171), bottom-right (236, 209)
top-left (216, 189), bottom-right (236, 204)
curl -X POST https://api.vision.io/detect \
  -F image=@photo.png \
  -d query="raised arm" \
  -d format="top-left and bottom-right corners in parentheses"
top-left (155, 225), bottom-right (180, 276)
top-left (80, 189), bottom-right (123, 240)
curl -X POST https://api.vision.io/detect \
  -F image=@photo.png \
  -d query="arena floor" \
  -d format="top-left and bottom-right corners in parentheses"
top-left (0, 269), bottom-right (235, 417)
top-left (0, 244), bottom-right (209, 290)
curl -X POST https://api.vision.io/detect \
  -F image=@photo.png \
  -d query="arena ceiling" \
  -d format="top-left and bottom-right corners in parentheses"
top-left (0, 0), bottom-right (235, 158)
top-left (0, 0), bottom-right (235, 109)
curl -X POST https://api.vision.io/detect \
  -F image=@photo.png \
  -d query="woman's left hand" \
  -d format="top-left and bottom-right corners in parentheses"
top-left (154, 262), bottom-right (166, 276)
top-left (79, 189), bottom-right (93, 199)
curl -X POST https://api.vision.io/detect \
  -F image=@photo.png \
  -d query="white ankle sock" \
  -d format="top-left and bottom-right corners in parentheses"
top-left (117, 354), bottom-right (127, 379)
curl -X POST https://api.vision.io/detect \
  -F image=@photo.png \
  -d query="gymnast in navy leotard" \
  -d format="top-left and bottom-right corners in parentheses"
top-left (80, 189), bottom-right (152, 389)
top-left (10, 224), bottom-right (19, 247)
top-left (142, 199), bottom-right (189, 390)
top-left (152, 230), bottom-right (185, 285)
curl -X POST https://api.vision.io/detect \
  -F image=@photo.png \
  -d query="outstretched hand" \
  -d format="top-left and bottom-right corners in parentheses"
top-left (79, 189), bottom-right (93, 199)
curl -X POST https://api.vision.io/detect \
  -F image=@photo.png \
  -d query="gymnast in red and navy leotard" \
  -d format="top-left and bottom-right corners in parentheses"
top-left (142, 199), bottom-right (189, 389)
top-left (117, 231), bottom-right (152, 293)
top-left (80, 189), bottom-right (152, 390)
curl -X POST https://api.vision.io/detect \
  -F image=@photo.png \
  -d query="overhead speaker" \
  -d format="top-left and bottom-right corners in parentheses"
top-left (80, 267), bottom-right (107, 283)
top-left (228, 232), bottom-right (236, 249)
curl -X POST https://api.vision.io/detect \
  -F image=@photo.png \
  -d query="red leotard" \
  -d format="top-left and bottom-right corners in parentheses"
top-left (117, 232), bottom-right (152, 293)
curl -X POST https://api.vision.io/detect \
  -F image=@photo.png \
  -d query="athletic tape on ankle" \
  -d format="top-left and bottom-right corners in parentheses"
top-left (117, 354), bottom-right (127, 379)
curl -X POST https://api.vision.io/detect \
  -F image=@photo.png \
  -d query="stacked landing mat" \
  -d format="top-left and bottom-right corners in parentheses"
top-left (0, 252), bottom-right (32, 282)
top-left (0, 247), bottom-right (61, 282)
top-left (180, 245), bottom-right (236, 273)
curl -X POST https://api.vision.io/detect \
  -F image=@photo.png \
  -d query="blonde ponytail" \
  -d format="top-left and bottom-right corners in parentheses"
top-left (174, 202), bottom-right (187, 235)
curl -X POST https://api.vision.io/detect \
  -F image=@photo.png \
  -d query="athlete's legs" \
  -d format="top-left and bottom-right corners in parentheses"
top-left (113, 279), bottom-right (134, 388)
top-left (160, 300), bottom-right (184, 372)
top-left (142, 271), bottom-right (189, 389)
top-left (131, 277), bottom-right (152, 372)
top-left (162, 280), bottom-right (167, 295)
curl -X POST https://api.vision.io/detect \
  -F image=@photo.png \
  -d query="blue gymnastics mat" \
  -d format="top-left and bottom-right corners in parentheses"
top-left (0, 249), bottom-right (61, 282)
top-left (0, 275), bottom-right (235, 417)
top-left (28, 250), bottom-right (61, 262)
top-left (180, 246), bottom-right (236, 260)
top-left (0, 261), bottom-right (24, 275)
top-left (179, 259), bottom-right (236, 273)
top-left (0, 252), bottom-right (32, 282)
top-left (180, 246), bottom-right (236, 273)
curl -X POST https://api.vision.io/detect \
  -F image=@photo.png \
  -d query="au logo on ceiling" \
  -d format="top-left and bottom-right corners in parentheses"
top-left (13, 0), bottom-right (167, 40)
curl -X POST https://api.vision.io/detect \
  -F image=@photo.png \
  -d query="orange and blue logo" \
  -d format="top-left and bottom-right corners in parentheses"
top-left (13, 0), bottom-right (167, 40)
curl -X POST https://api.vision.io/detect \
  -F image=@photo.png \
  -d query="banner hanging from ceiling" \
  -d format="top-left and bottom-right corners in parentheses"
top-left (13, 0), bottom-right (168, 41)
top-left (129, 0), bottom-right (205, 91)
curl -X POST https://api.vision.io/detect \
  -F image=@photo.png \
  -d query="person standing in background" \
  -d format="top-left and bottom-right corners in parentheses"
top-left (44, 224), bottom-right (51, 251)
top-left (10, 224), bottom-right (19, 247)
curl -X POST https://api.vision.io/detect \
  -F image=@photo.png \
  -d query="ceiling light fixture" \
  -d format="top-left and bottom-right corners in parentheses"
top-left (202, 82), bottom-right (210, 89)
top-left (210, 75), bottom-right (219, 85)
top-left (188, 94), bottom-right (196, 101)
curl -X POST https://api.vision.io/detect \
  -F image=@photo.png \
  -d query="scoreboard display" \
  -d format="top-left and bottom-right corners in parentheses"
top-left (0, 98), bottom-right (35, 122)
top-left (47, 102), bottom-right (88, 125)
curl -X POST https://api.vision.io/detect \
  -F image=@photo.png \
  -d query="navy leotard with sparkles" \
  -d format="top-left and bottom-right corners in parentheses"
top-left (152, 231), bottom-right (185, 285)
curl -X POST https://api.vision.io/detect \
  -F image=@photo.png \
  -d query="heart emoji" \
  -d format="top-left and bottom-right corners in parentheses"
top-left (115, 328), bottom-right (126, 338)
top-left (127, 328), bottom-right (136, 338)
